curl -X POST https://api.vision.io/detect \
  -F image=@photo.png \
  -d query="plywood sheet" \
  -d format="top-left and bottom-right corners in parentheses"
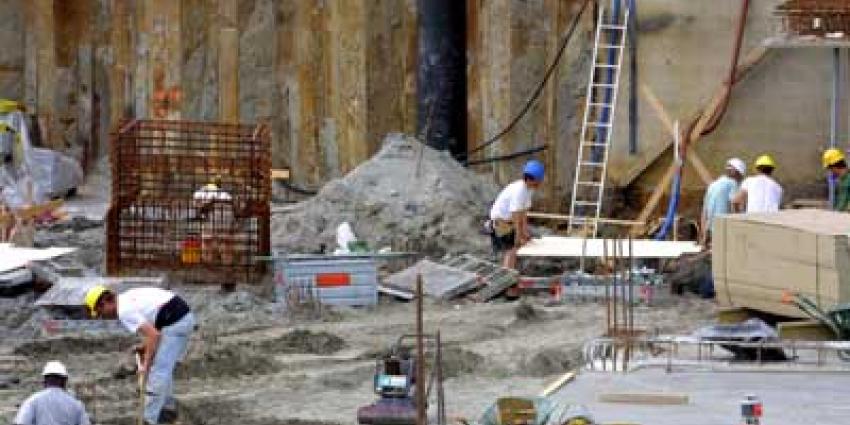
top-left (0, 244), bottom-right (76, 274)
top-left (383, 260), bottom-right (480, 300)
top-left (518, 237), bottom-right (701, 258)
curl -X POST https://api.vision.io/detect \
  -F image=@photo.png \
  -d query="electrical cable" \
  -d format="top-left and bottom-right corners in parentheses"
top-left (463, 144), bottom-right (548, 166)
top-left (465, 0), bottom-right (592, 158)
top-left (278, 180), bottom-right (318, 196)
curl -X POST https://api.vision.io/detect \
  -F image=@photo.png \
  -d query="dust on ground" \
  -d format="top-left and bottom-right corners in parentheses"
top-left (0, 290), bottom-right (716, 425)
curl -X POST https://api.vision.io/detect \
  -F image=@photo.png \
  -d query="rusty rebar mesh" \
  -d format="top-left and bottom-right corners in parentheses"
top-left (777, 0), bottom-right (850, 37)
top-left (107, 120), bottom-right (271, 285)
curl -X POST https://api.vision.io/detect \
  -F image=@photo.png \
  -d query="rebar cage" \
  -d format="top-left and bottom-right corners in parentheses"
top-left (777, 0), bottom-right (850, 37)
top-left (106, 120), bottom-right (271, 284)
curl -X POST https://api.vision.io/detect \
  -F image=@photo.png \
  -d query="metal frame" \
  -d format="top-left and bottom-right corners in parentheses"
top-left (106, 119), bottom-right (271, 285)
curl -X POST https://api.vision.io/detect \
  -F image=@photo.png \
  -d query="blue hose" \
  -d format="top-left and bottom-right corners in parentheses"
top-left (655, 167), bottom-right (682, 240)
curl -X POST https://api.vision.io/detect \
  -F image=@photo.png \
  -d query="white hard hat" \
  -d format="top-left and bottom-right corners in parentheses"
top-left (726, 158), bottom-right (746, 176)
top-left (42, 361), bottom-right (68, 377)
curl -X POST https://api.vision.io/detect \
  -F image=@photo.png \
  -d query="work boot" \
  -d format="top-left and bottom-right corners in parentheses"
top-left (158, 407), bottom-right (178, 424)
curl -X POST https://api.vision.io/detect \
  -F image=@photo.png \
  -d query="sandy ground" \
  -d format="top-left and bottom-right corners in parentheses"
top-left (0, 290), bottom-right (716, 425)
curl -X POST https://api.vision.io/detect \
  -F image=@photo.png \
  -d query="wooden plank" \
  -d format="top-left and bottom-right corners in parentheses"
top-left (539, 370), bottom-right (577, 397)
top-left (219, 28), bottom-right (239, 123)
top-left (777, 320), bottom-right (835, 341)
top-left (598, 393), bottom-right (689, 406)
top-left (23, 0), bottom-right (57, 148)
top-left (528, 212), bottom-right (643, 226)
top-left (466, 0), bottom-right (482, 154)
top-left (542, 0), bottom-right (562, 213)
top-left (518, 237), bottom-right (701, 259)
top-left (293, 1), bottom-right (326, 186)
top-left (109, 0), bottom-right (133, 122)
top-left (329, 0), bottom-right (367, 174)
top-left (622, 47), bottom-right (769, 187)
top-left (715, 307), bottom-right (754, 324)
top-left (271, 169), bottom-right (290, 180)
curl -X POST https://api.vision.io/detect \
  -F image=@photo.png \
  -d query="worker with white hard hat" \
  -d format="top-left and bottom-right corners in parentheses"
top-left (700, 157), bottom-right (746, 246)
top-left (14, 361), bottom-right (91, 425)
top-left (84, 286), bottom-right (195, 425)
top-left (487, 159), bottom-right (545, 269)
top-left (823, 148), bottom-right (850, 211)
top-left (732, 154), bottom-right (783, 213)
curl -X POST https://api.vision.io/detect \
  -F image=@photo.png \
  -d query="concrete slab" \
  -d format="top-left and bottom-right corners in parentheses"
top-left (551, 368), bottom-right (850, 425)
top-left (383, 259), bottom-right (480, 300)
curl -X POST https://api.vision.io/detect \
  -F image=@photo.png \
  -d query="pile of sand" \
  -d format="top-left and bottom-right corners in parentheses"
top-left (272, 134), bottom-right (500, 257)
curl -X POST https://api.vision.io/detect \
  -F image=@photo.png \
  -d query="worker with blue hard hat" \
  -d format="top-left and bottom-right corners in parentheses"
top-left (486, 159), bottom-right (544, 269)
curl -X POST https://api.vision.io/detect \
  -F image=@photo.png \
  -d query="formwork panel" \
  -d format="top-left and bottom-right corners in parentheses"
top-left (107, 120), bottom-right (271, 284)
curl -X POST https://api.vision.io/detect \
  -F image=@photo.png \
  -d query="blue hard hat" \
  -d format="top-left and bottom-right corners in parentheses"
top-left (523, 160), bottom-right (545, 181)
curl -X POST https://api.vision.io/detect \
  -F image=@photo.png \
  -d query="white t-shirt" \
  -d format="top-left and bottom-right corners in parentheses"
top-left (117, 288), bottom-right (176, 333)
top-left (740, 174), bottom-right (782, 213)
top-left (490, 180), bottom-right (533, 221)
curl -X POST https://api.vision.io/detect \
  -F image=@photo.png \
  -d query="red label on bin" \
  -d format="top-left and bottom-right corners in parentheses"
top-left (316, 273), bottom-right (351, 287)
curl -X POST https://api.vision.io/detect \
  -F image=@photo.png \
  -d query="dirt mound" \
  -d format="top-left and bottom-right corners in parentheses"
top-left (14, 335), bottom-right (136, 358)
top-left (519, 346), bottom-right (584, 377)
top-left (513, 301), bottom-right (546, 324)
top-left (176, 344), bottom-right (280, 379)
top-left (440, 347), bottom-right (485, 378)
top-left (272, 134), bottom-right (499, 257)
top-left (254, 329), bottom-right (347, 355)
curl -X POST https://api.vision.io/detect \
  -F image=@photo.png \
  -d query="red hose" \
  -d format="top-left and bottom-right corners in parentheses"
top-left (679, 0), bottom-right (751, 159)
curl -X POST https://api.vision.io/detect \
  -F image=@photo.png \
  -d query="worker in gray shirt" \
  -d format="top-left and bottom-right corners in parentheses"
top-left (14, 361), bottom-right (91, 425)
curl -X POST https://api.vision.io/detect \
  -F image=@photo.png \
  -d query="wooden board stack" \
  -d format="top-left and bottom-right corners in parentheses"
top-left (713, 209), bottom-right (850, 318)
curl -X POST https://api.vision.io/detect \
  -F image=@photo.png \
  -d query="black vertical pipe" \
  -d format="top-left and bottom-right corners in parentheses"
top-left (417, 0), bottom-right (467, 156)
top-left (628, 0), bottom-right (638, 154)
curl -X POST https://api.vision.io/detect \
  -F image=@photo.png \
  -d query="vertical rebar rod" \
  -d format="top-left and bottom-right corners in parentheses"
top-left (830, 47), bottom-right (841, 208)
top-left (416, 274), bottom-right (426, 425)
top-left (436, 331), bottom-right (446, 425)
top-left (604, 238), bottom-right (611, 333)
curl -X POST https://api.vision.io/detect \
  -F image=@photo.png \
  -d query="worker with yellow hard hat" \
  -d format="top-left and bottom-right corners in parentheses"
top-left (732, 154), bottom-right (783, 213)
top-left (85, 285), bottom-right (195, 425)
top-left (823, 148), bottom-right (850, 211)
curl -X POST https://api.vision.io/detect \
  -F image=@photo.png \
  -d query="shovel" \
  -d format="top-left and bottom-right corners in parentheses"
top-left (135, 353), bottom-right (147, 425)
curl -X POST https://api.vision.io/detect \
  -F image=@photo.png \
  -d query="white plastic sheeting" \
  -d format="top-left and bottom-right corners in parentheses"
top-left (0, 111), bottom-right (83, 208)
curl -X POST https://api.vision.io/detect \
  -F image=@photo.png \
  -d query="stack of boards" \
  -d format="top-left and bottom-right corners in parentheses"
top-left (713, 209), bottom-right (850, 318)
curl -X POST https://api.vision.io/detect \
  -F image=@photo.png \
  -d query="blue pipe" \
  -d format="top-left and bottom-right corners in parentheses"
top-left (655, 167), bottom-right (682, 240)
top-left (593, 0), bottom-right (622, 162)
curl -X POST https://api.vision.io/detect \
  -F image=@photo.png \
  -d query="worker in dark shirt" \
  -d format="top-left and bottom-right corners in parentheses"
top-left (823, 148), bottom-right (850, 211)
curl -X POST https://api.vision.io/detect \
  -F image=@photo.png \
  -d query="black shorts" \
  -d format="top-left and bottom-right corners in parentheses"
top-left (491, 230), bottom-right (516, 252)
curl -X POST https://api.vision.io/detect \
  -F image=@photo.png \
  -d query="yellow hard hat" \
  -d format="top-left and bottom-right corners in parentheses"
top-left (0, 99), bottom-right (23, 114)
top-left (823, 148), bottom-right (845, 168)
top-left (754, 154), bottom-right (777, 169)
top-left (84, 285), bottom-right (109, 317)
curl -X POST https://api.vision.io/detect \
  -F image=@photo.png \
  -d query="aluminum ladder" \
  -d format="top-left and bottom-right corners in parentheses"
top-left (568, 6), bottom-right (629, 236)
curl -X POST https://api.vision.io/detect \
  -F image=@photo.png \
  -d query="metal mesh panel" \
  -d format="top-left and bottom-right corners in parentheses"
top-left (106, 120), bottom-right (271, 284)
top-left (777, 0), bottom-right (850, 37)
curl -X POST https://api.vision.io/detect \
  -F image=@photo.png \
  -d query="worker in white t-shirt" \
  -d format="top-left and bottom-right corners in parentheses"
top-left (84, 286), bottom-right (195, 425)
top-left (488, 160), bottom-right (544, 269)
top-left (732, 154), bottom-right (783, 213)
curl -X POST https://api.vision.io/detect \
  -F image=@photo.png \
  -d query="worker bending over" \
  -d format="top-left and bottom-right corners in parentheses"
top-left (700, 157), bottom-right (745, 246)
top-left (823, 148), bottom-right (850, 211)
top-left (85, 286), bottom-right (195, 425)
top-left (15, 361), bottom-right (91, 425)
top-left (488, 160), bottom-right (544, 269)
top-left (732, 155), bottom-right (782, 213)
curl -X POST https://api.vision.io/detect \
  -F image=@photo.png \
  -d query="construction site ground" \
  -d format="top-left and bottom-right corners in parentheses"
top-left (2, 291), bottom-right (716, 425)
